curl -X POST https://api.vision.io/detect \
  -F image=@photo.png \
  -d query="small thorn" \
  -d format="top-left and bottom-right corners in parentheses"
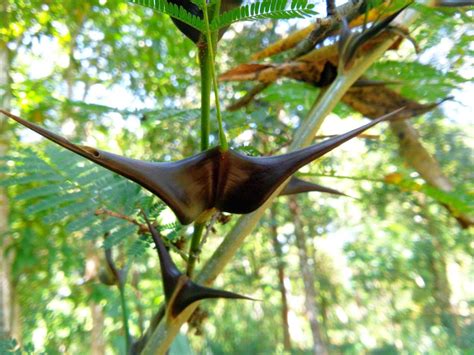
top-left (141, 210), bottom-right (254, 317)
top-left (171, 280), bottom-right (256, 317)
top-left (281, 177), bottom-right (348, 197)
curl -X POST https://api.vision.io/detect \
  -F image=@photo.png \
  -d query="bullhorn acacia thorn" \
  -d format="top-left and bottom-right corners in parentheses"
top-left (1, 107), bottom-right (403, 225)
top-left (142, 212), bottom-right (253, 317)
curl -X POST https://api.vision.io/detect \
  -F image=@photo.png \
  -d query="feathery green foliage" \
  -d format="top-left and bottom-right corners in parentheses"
top-left (130, 0), bottom-right (205, 31)
top-left (210, 0), bottom-right (317, 30)
top-left (3, 129), bottom-right (186, 264)
top-left (129, 0), bottom-right (317, 32)
top-left (2, 1), bottom-right (473, 353)
top-left (3, 145), bottom-right (176, 254)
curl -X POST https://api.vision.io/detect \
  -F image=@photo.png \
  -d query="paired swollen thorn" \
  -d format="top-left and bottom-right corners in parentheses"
top-left (1, 107), bottom-right (404, 225)
top-left (142, 212), bottom-right (254, 318)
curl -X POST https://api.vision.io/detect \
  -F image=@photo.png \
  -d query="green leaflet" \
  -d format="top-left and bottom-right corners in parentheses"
top-left (5, 145), bottom-right (180, 258)
top-left (43, 201), bottom-right (95, 224)
top-left (25, 192), bottom-right (86, 215)
top-left (129, 0), bottom-right (317, 32)
top-left (103, 225), bottom-right (138, 249)
top-left (84, 219), bottom-right (126, 241)
top-left (14, 183), bottom-right (66, 201)
top-left (0, 173), bottom-right (63, 186)
top-left (423, 185), bottom-right (473, 215)
top-left (127, 236), bottom-right (152, 260)
top-left (130, 0), bottom-right (205, 31)
top-left (66, 213), bottom-right (97, 233)
top-left (210, 0), bottom-right (317, 30)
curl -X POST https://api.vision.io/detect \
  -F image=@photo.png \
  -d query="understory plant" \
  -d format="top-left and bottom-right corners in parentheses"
top-left (4, 0), bottom-right (467, 353)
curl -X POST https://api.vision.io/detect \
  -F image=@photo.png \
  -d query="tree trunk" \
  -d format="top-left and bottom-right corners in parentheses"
top-left (90, 302), bottom-right (106, 355)
top-left (288, 197), bottom-right (328, 355)
top-left (423, 209), bottom-right (460, 341)
top-left (430, 238), bottom-right (452, 323)
top-left (269, 206), bottom-right (292, 351)
top-left (0, 5), bottom-right (15, 340)
top-left (84, 248), bottom-right (106, 355)
top-left (0, 139), bottom-right (13, 342)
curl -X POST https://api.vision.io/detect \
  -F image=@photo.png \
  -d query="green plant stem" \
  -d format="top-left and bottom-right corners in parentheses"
top-left (141, 4), bottom-right (424, 354)
top-left (201, 0), bottom-right (228, 150)
top-left (186, 222), bottom-right (206, 277)
top-left (199, 44), bottom-right (211, 151)
top-left (189, 0), bottom-right (221, 282)
top-left (119, 282), bottom-right (131, 352)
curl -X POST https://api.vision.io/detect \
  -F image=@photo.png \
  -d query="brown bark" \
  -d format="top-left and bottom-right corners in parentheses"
top-left (269, 206), bottom-right (292, 351)
top-left (288, 197), bottom-right (328, 355)
top-left (342, 85), bottom-right (473, 228)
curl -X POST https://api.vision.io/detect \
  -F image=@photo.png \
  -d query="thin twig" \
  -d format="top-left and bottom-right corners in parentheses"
top-left (227, 82), bottom-right (271, 111)
top-left (95, 208), bottom-right (147, 232)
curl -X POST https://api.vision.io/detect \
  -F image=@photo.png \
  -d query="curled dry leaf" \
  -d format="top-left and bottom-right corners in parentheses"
top-left (251, 1), bottom-right (401, 60)
top-left (220, 31), bottom-right (403, 86)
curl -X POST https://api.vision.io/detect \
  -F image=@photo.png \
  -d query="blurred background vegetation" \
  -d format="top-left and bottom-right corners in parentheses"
top-left (0, 0), bottom-right (472, 353)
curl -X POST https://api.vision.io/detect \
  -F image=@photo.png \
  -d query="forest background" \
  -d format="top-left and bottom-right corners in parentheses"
top-left (0, 0), bottom-right (473, 353)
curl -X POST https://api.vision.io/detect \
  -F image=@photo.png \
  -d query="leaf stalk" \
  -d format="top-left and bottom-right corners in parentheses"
top-left (201, 0), bottom-right (228, 150)
top-left (199, 43), bottom-right (211, 151)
